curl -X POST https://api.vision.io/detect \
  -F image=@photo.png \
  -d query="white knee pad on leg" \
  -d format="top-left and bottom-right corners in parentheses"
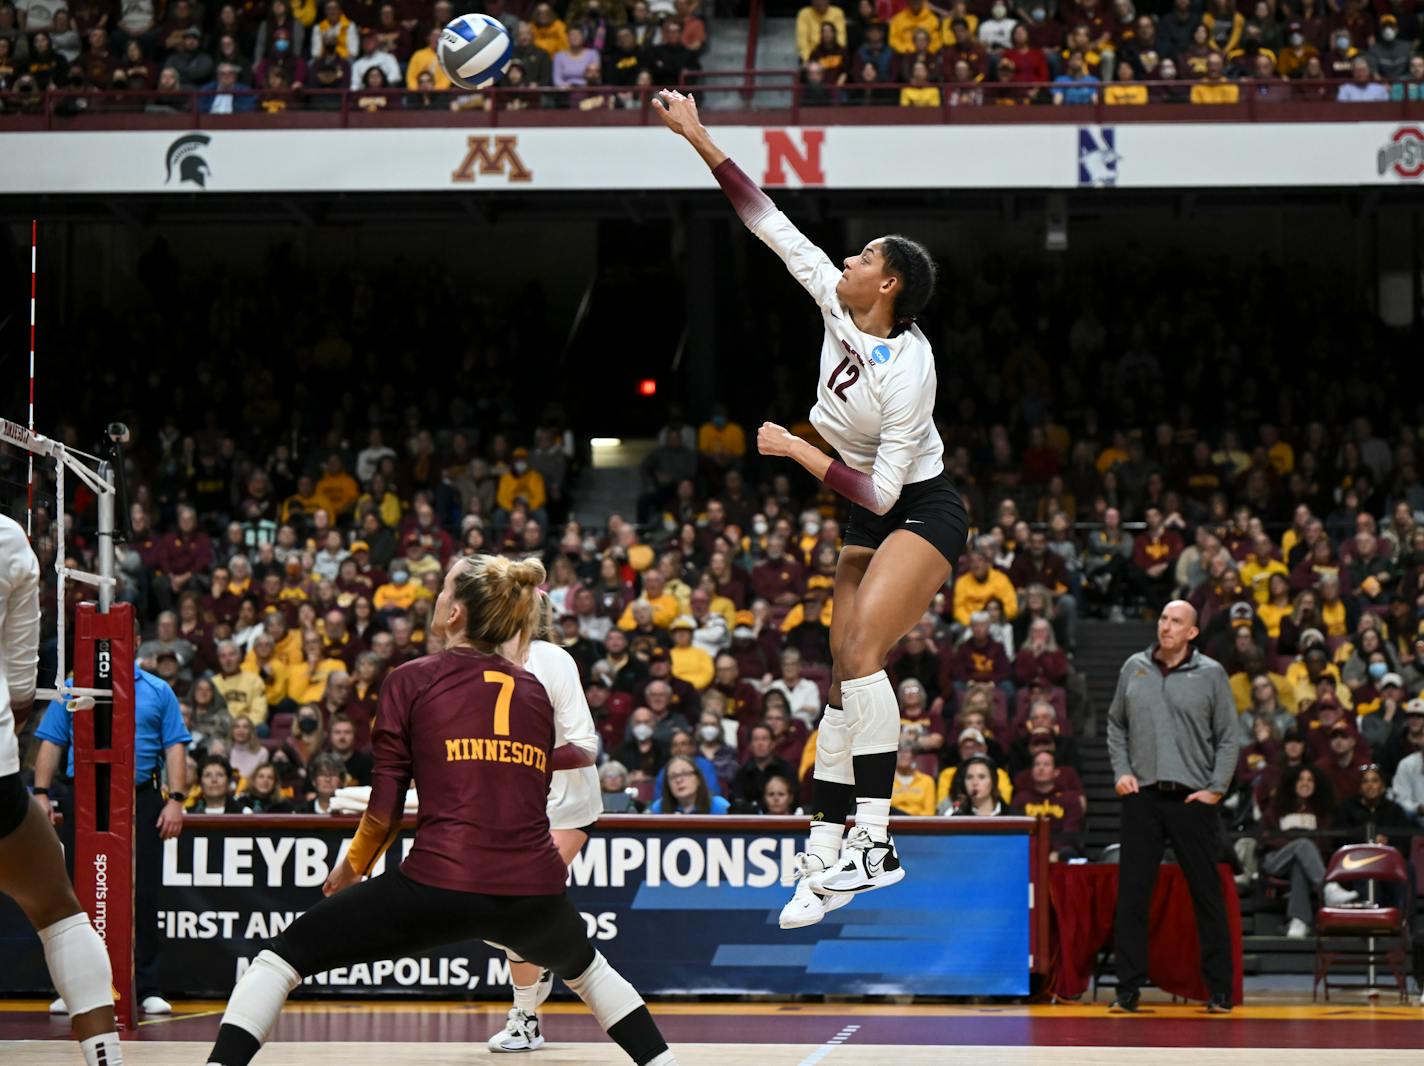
top-left (812, 705), bottom-right (854, 786)
top-left (225, 949), bottom-right (301, 1044)
top-left (39, 912), bottom-right (114, 1017)
top-left (566, 951), bottom-right (644, 1031)
top-left (841, 670), bottom-right (900, 756)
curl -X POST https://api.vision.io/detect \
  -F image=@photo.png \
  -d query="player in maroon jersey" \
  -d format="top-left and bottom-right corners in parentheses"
top-left (205, 556), bottom-right (677, 1066)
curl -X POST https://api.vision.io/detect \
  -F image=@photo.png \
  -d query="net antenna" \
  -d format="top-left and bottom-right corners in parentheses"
top-left (1, 417), bottom-right (129, 710)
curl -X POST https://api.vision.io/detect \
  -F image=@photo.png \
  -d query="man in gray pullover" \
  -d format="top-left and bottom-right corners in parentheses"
top-left (1107, 599), bottom-right (1240, 1013)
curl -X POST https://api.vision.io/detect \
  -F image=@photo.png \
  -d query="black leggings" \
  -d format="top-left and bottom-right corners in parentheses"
top-left (270, 866), bottom-right (596, 982)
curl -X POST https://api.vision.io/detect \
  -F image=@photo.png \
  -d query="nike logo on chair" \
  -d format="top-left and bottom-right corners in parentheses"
top-left (1340, 853), bottom-right (1386, 872)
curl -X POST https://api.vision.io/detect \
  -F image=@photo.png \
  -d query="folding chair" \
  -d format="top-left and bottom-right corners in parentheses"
top-left (1313, 843), bottom-right (1413, 1002)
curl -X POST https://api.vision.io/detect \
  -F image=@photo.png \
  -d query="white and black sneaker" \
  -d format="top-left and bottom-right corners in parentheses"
top-left (809, 826), bottom-right (904, 895)
top-left (779, 852), bottom-right (854, 929)
top-left (488, 1007), bottom-right (545, 1053)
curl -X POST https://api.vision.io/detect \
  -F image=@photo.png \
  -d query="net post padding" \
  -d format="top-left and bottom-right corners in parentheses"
top-left (72, 601), bottom-right (137, 1031)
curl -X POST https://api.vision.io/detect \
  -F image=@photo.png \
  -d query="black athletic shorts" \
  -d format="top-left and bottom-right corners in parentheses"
top-left (843, 470), bottom-right (969, 566)
top-left (269, 865), bottom-right (596, 983)
top-left (0, 773), bottom-right (30, 840)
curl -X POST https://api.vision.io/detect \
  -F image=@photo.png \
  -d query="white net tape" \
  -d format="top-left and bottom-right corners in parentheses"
top-left (1, 417), bottom-right (117, 709)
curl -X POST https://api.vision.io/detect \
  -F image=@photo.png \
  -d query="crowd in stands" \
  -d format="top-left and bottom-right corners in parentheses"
top-left (793, 0), bottom-right (1424, 105)
top-left (0, 0), bottom-right (707, 112)
top-left (5, 235), bottom-right (1422, 900)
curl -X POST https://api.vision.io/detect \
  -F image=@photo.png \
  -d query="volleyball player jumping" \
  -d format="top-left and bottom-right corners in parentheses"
top-left (658, 91), bottom-right (968, 929)
top-left (0, 515), bottom-right (124, 1066)
top-left (205, 556), bottom-right (676, 1066)
top-left (488, 595), bottom-right (602, 1054)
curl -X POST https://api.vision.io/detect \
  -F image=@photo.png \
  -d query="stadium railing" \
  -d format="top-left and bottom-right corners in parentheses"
top-left (2, 79), bottom-right (1421, 131)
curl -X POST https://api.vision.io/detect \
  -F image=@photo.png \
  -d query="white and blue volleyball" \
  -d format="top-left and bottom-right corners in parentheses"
top-left (438, 13), bottom-right (513, 90)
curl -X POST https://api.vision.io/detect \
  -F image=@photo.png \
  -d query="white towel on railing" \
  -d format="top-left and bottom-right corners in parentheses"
top-left (330, 785), bottom-right (419, 815)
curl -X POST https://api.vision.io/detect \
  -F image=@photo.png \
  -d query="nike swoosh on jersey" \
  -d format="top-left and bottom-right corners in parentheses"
top-left (904, 519), bottom-right (924, 525)
top-left (1340, 853), bottom-right (1387, 872)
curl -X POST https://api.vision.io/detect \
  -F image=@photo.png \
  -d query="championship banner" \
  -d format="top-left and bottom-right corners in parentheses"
top-left (1, 122), bottom-right (1421, 193)
top-left (0, 816), bottom-right (1041, 999)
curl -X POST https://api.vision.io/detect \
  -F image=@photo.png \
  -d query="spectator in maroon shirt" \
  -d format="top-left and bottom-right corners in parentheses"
top-left (751, 533), bottom-right (805, 608)
top-left (1004, 22), bottom-right (1050, 82)
top-left (321, 607), bottom-right (365, 668)
top-left (707, 549), bottom-right (749, 608)
top-left (712, 652), bottom-right (763, 726)
top-left (953, 612), bottom-right (1013, 696)
top-left (154, 504), bottom-right (215, 613)
top-left (1012, 750), bottom-right (1085, 860)
top-left (1131, 505), bottom-right (1184, 607)
top-left (762, 696), bottom-right (808, 770)
top-left (1314, 721), bottom-right (1367, 801)
top-left (633, 647), bottom-right (699, 715)
top-left (1014, 617), bottom-right (1069, 687)
top-left (888, 624), bottom-right (944, 707)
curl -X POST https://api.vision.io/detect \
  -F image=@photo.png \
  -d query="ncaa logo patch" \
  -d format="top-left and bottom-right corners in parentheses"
top-left (1078, 127), bottom-right (1120, 188)
top-left (871, 344), bottom-right (891, 364)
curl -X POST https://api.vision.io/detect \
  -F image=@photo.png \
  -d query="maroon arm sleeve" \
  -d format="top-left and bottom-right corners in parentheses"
top-left (712, 158), bottom-right (775, 229)
top-left (824, 459), bottom-right (887, 513)
top-left (550, 743), bottom-right (596, 771)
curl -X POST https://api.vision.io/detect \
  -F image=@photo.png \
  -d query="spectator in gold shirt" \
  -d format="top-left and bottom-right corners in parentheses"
top-left (1190, 52), bottom-right (1240, 103)
top-left (213, 639), bottom-right (270, 727)
top-left (891, 740), bottom-right (937, 816)
top-left (889, 0), bottom-right (941, 54)
top-left (953, 550), bottom-right (1019, 625)
top-left (314, 453), bottom-right (359, 516)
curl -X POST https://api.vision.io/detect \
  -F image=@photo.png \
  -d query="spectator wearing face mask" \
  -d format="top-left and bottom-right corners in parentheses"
top-left (977, 0), bottom-right (1015, 52)
top-left (374, 564), bottom-right (421, 614)
top-left (612, 706), bottom-right (670, 784)
top-left (272, 704), bottom-right (326, 788)
top-left (1322, 27), bottom-right (1357, 78)
top-left (695, 709), bottom-right (740, 793)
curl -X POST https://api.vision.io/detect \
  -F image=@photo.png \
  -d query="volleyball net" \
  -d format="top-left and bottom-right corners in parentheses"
top-left (2, 417), bottom-right (138, 1029)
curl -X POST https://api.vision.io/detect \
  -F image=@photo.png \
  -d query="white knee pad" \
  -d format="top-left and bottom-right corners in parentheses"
top-left (39, 912), bottom-right (114, 1017)
top-left (224, 949), bottom-right (301, 1044)
top-left (841, 670), bottom-right (900, 756)
top-left (812, 705), bottom-right (854, 787)
top-left (565, 950), bottom-right (644, 1031)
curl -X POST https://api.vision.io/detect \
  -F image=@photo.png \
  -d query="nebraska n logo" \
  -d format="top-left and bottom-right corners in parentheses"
top-left (452, 136), bottom-right (532, 183)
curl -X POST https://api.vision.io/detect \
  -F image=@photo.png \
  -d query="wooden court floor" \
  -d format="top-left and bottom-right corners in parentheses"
top-left (3, 999), bottom-right (1423, 1064)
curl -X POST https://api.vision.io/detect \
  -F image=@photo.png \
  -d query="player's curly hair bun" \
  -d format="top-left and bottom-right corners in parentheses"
top-left (878, 235), bottom-right (938, 334)
top-left (452, 555), bottom-right (547, 648)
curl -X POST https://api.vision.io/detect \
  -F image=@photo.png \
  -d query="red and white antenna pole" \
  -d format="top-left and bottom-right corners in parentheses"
top-left (27, 220), bottom-right (36, 536)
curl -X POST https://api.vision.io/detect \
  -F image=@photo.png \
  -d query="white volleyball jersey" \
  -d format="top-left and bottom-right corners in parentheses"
top-left (0, 515), bottom-right (41, 777)
top-left (748, 210), bottom-right (943, 514)
top-left (525, 640), bottom-right (602, 830)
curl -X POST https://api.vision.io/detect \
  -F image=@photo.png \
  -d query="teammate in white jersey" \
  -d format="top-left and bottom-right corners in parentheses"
top-left (488, 595), bottom-right (602, 1054)
top-left (658, 91), bottom-right (969, 928)
top-left (0, 515), bottom-right (125, 1066)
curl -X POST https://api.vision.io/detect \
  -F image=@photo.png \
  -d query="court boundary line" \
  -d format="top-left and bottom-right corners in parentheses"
top-left (796, 1023), bottom-right (860, 1066)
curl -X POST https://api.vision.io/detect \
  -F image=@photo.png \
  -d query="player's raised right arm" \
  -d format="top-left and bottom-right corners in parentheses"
top-left (655, 89), bottom-right (843, 313)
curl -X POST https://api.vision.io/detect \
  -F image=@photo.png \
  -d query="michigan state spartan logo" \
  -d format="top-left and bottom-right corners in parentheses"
top-left (165, 133), bottom-right (213, 188)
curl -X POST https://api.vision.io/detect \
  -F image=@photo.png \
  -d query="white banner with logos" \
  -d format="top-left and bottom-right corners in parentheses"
top-left (2, 121), bottom-right (1421, 193)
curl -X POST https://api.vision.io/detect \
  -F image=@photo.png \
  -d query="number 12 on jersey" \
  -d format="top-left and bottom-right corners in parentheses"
top-left (827, 356), bottom-right (860, 401)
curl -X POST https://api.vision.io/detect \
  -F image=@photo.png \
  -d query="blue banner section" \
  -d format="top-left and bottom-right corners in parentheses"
top-left (0, 822), bottom-right (1030, 998)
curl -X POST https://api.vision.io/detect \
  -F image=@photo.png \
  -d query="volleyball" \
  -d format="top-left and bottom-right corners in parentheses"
top-left (437, 13), bottom-right (513, 90)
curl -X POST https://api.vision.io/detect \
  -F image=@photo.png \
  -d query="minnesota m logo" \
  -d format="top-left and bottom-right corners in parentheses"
top-left (452, 136), bottom-right (533, 183)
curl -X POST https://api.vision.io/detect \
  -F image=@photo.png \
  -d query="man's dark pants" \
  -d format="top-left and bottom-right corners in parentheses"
top-left (1114, 784), bottom-right (1234, 999)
